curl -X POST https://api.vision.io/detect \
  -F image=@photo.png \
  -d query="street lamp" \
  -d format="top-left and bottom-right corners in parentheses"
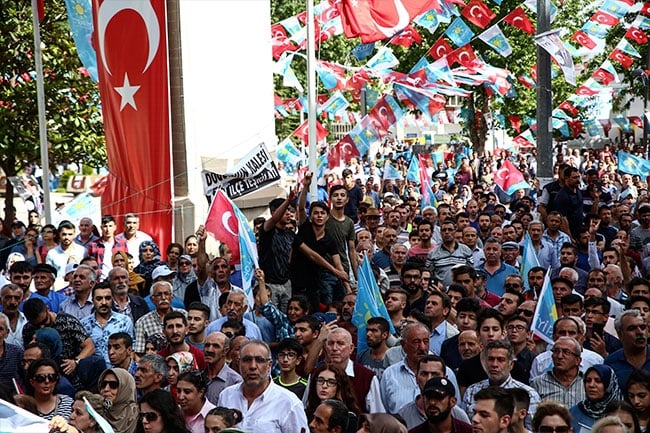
top-left (631, 68), bottom-right (649, 157)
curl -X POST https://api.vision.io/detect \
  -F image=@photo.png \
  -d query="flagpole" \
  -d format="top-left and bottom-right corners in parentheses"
top-left (30, 0), bottom-right (52, 224)
top-left (306, 0), bottom-right (318, 201)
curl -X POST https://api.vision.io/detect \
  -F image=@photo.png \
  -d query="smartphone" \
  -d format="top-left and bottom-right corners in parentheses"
top-left (324, 312), bottom-right (338, 324)
top-left (592, 323), bottom-right (605, 339)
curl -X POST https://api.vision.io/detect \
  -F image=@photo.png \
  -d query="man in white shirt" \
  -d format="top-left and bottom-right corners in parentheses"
top-left (218, 340), bottom-right (308, 433)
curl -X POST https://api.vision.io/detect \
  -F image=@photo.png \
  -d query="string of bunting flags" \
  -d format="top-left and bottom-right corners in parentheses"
top-left (272, 0), bottom-right (650, 155)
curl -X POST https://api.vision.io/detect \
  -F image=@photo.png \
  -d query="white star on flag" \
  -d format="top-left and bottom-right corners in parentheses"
top-left (114, 73), bottom-right (141, 111)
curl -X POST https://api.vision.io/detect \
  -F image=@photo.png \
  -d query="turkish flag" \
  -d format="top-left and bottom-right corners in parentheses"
top-left (559, 101), bottom-right (579, 116)
top-left (447, 45), bottom-right (477, 67)
top-left (568, 120), bottom-right (583, 137)
top-left (428, 37), bottom-right (453, 60)
top-left (629, 116), bottom-right (644, 128)
top-left (509, 115), bottom-right (522, 133)
top-left (609, 49), bottom-right (634, 69)
top-left (513, 135), bottom-right (534, 148)
top-left (493, 159), bottom-right (527, 193)
top-left (592, 68), bottom-right (615, 85)
top-left (461, 0), bottom-right (496, 29)
top-left (369, 96), bottom-right (398, 130)
top-left (591, 10), bottom-right (619, 26)
top-left (335, 0), bottom-right (442, 43)
top-left (333, 135), bottom-right (360, 166)
top-left (389, 25), bottom-right (423, 48)
top-left (576, 85), bottom-right (600, 96)
top-left (625, 27), bottom-right (648, 44)
top-left (503, 7), bottom-right (535, 35)
top-left (293, 119), bottom-right (329, 144)
top-left (571, 30), bottom-right (597, 49)
top-left (205, 190), bottom-right (241, 263)
top-left (92, 0), bottom-right (173, 252)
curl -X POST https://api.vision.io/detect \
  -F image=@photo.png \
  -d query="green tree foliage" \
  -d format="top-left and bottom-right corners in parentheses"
top-left (0, 1), bottom-right (105, 221)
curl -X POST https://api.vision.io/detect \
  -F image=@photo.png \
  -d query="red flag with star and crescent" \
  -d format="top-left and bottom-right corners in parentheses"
top-left (205, 190), bottom-right (241, 263)
top-left (461, 0), bottom-right (496, 29)
top-left (503, 7), bottom-right (535, 35)
top-left (335, 0), bottom-right (442, 43)
top-left (92, 0), bottom-right (173, 252)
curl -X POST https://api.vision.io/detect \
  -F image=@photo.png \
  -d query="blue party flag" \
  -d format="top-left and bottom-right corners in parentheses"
top-left (445, 17), bottom-right (475, 47)
top-left (617, 151), bottom-right (650, 176)
top-left (530, 269), bottom-right (557, 344)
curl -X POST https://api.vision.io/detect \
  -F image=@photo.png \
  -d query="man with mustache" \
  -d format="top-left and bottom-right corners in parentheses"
top-left (80, 283), bottom-right (134, 366)
top-left (203, 331), bottom-right (241, 405)
top-left (408, 377), bottom-right (472, 433)
top-left (605, 309), bottom-right (650, 393)
top-left (108, 266), bottom-right (149, 324)
top-left (133, 281), bottom-right (186, 355)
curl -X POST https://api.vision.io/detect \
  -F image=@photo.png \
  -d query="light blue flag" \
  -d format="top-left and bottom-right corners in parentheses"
top-left (410, 57), bottom-right (430, 74)
top-left (584, 119), bottom-right (603, 137)
top-left (321, 91), bottom-right (350, 118)
top-left (414, 9), bottom-right (440, 33)
top-left (406, 155), bottom-right (420, 183)
top-left (445, 18), bottom-right (475, 47)
top-left (365, 47), bottom-right (399, 71)
top-left (421, 178), bottom-right (437, 210)
top-left (530, 269), bottom-right (557, 344)
top-left (478, 25), bottom-right (513, 57)
top-left (317, 153), bottom-right (328, 178)
top-left (234, 203), bottom-right (259, 306)
top-left (582, 21), bottom-right (609, 39)
top-left (614, 115), bottom-right (633, 133)
top-left (276, 137), bottom-right (304, 166)
top-left (383, 161), bottom-right (403, 181)
top-left (431, 151), bottom-right (446, 167)
top-left (617, 40), bottom-right (641, 58)
top-left (352, 254), bottom-right (395, 351)
top-left (521, 233), bottom-right (540, 293)
top-left (617, 151), bottom-right (650, 176)
top-left (64, 0), bottom-right (98, 81)
top-left (353, 43), bottom-right (375, 61)
top-left (601, 0), bottom-right (631, 18)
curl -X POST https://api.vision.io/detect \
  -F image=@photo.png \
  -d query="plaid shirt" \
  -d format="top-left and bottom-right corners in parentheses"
top-left (87, 237), bottom-right (128, 276)
top-left (133, 308), bottom-right (186, 353)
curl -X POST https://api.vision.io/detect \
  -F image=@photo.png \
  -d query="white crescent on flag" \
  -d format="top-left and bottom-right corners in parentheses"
top-left (97, 0), bottom-right (160, 75)
top-left (371, 0), bottom-right (411, 37)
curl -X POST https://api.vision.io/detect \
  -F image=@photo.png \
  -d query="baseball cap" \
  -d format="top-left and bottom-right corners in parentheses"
top-left (423, 377), bottom-right (455, 398)
top-left (64, 263), bottom-right (79, 276)
top-left (152, 265), bottom-right (176, 281)
top-left (502, 241), bottom-right (520, 250)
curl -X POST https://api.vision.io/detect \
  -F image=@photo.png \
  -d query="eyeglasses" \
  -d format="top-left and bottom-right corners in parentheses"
top-left (504, 283), bottom-right (521, 290)
top-left (506, 325), bottom-right (527, 332)
top-left (538, 426), bottom-right (571, 433)
top-left (152, 292), bottom-right (172, 298)
top-left (240, 356), bottom-right (271, 364)
top-left (33, 373), bottom-right (59, 383)
top-left (516, 309), bottom-right (534, 317)
top-left (316, 377), bottom-right (338, 387)
top-left (139, 412), bottom-right (160, 423)
top-left (278, 352), bottom-right (298, 360)
top-left (100, 380), bottom-right (119, 390)
top-left (551, 347), bottom-right (580, 357)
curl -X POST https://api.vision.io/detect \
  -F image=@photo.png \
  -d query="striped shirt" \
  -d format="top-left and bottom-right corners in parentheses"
top-left (530, 370), bottom-right (585, 408)
top-left (425, 242), bottom-right (474, 287)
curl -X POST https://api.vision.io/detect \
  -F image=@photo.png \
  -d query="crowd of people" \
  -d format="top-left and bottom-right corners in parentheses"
top-left (0, 141), bottom-right (650, 433)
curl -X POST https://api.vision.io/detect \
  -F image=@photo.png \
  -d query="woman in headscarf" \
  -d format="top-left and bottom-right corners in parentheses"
top-left (97, 368), bottom-right (138, 433)
top-left (166, 351), bottom-right (197, 401)
top-left (133, 240), bottom-right (163, 294)
top-left (570, 364), bottom-right (622, 433)
top-left (173, 254), bottom-right (197, 303)
top-left (112, 251), bottom-right (146, 295)
top-left (49, 391), bottom-right (106, 433)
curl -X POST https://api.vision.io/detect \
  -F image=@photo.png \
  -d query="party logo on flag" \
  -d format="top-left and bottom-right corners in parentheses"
top-left (445, 17), bottom-right (475, 47)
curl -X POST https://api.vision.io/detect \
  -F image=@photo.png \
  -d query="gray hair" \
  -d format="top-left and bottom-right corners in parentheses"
top-left (240, 339), bottom-right (271, 358)
top-left (75, 264), bottom-right (97, 283)
top-left (615, 309), bottom-right (642, 336)
top-left (326, 327), bottom-right (353, 345)
top-left (555, 336), bottom-right (582, 354)
top-left (150, 281), bottom-right (172, 296)
top-left (138, 353), bottom-right (168, 379)
top-left (390, 243), bottom-right (408, 254)
top-left (482, 339), bottom-right (514, 362)
top-left (559, 267), bottom-right (579, 283)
